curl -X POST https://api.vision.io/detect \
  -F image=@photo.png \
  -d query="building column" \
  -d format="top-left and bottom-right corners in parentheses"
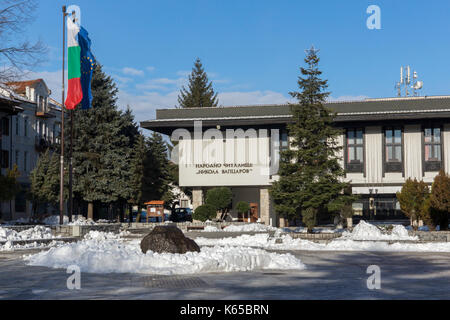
top-left (260, 187), bottom-right (270, 226)
top-left (192, 188), bottom-right (203, 211)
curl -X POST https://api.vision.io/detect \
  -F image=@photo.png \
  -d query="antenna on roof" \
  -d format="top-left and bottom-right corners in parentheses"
top-left (395, 66), bottom-right (423, 97)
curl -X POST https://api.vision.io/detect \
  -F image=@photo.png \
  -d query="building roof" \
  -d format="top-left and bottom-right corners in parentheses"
top-left (141, 96), bottom-right (450, 134)
top-left (6, 79), bottom-right (44, 95)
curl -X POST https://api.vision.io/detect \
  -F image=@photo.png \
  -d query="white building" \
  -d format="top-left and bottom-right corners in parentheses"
top-left (141, 96), bottom-right (450, 226)
top-left (0, 79), bottom-right (62, 221)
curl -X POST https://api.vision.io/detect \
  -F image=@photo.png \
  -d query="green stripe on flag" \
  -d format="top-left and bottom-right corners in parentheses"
top-left (68, 46), bottom-right (82, 79)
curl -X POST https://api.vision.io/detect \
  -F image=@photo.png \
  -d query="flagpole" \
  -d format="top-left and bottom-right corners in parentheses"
top-left (60, 5), bottom-right (67, 225)
top-left (69, 108), bottom-right (73, 223)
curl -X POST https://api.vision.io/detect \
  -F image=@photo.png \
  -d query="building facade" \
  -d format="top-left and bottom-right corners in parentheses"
top-left (0, 79), bottom-right (62, 221)
top-left (141, 96), bottom-right (450, 226)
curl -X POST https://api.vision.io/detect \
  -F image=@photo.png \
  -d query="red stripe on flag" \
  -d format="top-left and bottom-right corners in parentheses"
top-left (65, 78), bottom-right (83, 110)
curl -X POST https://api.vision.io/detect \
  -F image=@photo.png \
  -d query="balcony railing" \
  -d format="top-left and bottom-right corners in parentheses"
top-left (35, 135), bottom-right (58, 152)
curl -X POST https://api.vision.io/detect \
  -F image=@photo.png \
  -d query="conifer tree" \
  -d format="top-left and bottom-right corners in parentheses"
top-left (270, 47), bottom-right (352, 231)
top-left (429, 170), bottom-right (450, 230)
top-left (178, 58), bottom-right (219, 108)
top-left (142, 132), bottom-right (174, 205)
top-left (69, 64), bottom-right (138, 219)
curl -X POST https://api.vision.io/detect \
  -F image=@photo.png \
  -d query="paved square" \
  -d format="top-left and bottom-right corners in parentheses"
top-left (1, 249), bottom-right (449, 300)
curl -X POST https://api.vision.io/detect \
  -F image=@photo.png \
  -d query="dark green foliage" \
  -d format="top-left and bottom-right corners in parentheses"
top-left (0, 164), bottom-right (21, 202)
top-left (302, 207), bottom-right (317, 233)
top-left (178, 58), bottom-right (219, 108)
top-left (193, 204), bottom-right (217, 222)
top-left (30, 151), bottom-right (67, 207)
top-left (270, 47), bottom-right (352, 229)
top-left (429, 170), bottom-right (450, 230)
top-left (396, 178), bottom-right (430, 228)
top-left (236, 201), bottom-right (251, 214)
top-left (205, 187), bottom-right (232, 218)
top-left (70, 64), bottom-right (137, 207)
top-left (142, 132), bottom-right (174, 206)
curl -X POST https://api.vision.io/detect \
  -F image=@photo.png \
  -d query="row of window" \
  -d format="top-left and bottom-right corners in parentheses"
top-left (0, 149), bottom-right (30, 172)
top-left (1, 116), bottom-right (60, 142)
top-left (346, 126), bottom-right (444, 174)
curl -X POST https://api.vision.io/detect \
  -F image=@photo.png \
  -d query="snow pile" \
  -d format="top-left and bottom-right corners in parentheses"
top-left (0, 226), bottom-right (57, 242)
top-left (341, 221), bottom-right (418, 241)
top-left (202, 226), bottom-right (222, 232)
top-left (223, 224), bottom-right (277, 233)
top-left (42, 215), bottom-right (100, 226)
top-left (68, 216), bottom-right (97, 226)
top-left (24, 234), bottom-right (305, 275)
top-left (1, 240), bottom-right (63, 252)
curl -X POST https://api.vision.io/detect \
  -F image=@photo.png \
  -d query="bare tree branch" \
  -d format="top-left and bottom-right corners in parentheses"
top-left (0, 0), bottom-right (47, 83)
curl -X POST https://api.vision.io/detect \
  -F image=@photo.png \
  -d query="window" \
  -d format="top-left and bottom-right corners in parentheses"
top-left (1, 118), bottom-right (9, 136)
top-left (15, 116), bottom-right (20, 136)
top-left (384, 127), bottom-right (403, 173)
top-left (24, 151), bottom-right (28, 173)
top-left (424, 127), bottom-right (442, 171)
top-left (345, 128), bottom-right (364, 173)
top-left (15, 150), bottom-right (19, 166)
top-left (24, 117), bottom-right (28, 137)
top-left (1, 150), bottom-right (9, 168)
top-left (280, 129), bottom-right (289, 152)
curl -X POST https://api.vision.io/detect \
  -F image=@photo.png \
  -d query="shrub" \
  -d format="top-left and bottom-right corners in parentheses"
top-left (193, 204), bottom-right (217, 222)
top-left (396, 178), bottom-right (430, 229)
top-left (236, 201), bottom-right (251, 214)
top-left (302, 207), bottom-right (318, 233)
top-left (429, 170), bottom-right (450, 230)
top-left (205, 187), bottom-right (232, 220)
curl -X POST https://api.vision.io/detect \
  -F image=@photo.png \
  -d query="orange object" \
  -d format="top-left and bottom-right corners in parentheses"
top-left (145, 201), bottom-right (165, 223)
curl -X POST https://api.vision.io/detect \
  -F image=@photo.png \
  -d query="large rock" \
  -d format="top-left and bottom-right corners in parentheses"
top-left (140, 225), bottom-right (201, 254)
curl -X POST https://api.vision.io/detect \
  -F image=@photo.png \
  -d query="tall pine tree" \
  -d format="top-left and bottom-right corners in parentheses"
top-left (178, 58), bottom-right (219, 108)
top-left (69, 64), bottom-right (138, 220)
top-left (270, 47), bottom-right (352, 232)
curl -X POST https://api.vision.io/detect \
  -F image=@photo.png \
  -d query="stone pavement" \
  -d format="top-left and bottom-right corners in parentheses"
top-left (1, 249), bottom-right (449, 300)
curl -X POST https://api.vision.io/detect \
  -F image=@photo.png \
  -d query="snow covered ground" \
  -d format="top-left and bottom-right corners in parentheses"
top-left (24, 230), bottom-right (306, 275)
top-left (0, 226), bottom-right (63, 252)
top-left (196, 221), bottom-right (450, 253)
top-left (0, 226), bottom-right (58, 242)
top-left (43, 215), bottom-right (98, 226)
top-left (202, 223), bottom-right (278, 233)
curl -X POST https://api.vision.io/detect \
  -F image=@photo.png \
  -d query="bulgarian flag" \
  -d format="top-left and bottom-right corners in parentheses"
top-left (65, 17), bottom-right (83, 110)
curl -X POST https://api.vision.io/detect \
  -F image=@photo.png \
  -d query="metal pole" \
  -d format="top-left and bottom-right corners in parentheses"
top-left (69, 109), bottom-right (73, 222)
top-left (60, 6), bottom-right (67, 225)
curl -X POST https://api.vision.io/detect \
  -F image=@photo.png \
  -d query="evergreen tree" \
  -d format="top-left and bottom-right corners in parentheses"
top-left (29, 151), bottom-right (68, 217)
top-left (270, 47), bottom-right (352, 232)
top-left (0, 164), bottom-right (21, 219)
top-left (429, 170), bottom-right (450, 230)
top-left (142, 132), bottom-right (174, 206)
top-left (69, 64), bottom-right (138, 219)
top-left (396, 178), bottom-right (430, 229)
top-left (178, 58), bottom-right (219, 108)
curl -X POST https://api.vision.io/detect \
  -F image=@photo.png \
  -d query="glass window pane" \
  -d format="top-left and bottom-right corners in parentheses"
top-left (386, 130), bottom-right (393, 144)
top-left (348, 147), bottom-right (355, 162)
top-left (356, 130), bottom-right (363, 145)
top-left (425, 145), bottom-right (431, 161)
top-left (434, 145), bottom-right (441, 161)
top-left (424, 128), bottom-right (432, 143)
top-left (394, 130), bottom-right (402, 144)
top-left (434, 128), bottom-right (441, 143)
top-left (356, 147), bottom-right (363, 162)
top-left (347, 130), bottom-right (355, 145)
top-left (395, 146), bottom-right (402, 161)
top-left (386, 146), bottom-right (393, 161)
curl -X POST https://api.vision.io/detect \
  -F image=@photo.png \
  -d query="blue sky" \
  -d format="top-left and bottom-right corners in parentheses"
top-left (25, 0), bottom-right (450, 123)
